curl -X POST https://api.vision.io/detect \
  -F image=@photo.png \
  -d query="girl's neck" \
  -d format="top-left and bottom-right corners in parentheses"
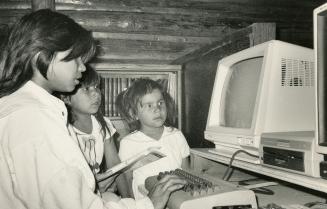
top-left (140, 126), bottom-right (164, 140)
top-left (73, 113), bottom-right (93, 134)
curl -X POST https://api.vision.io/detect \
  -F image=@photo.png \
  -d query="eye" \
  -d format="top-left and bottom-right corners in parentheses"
top-left (80, 86), bottom-right (89, 91)
top-left (158, 101), bottom-right (165, 106)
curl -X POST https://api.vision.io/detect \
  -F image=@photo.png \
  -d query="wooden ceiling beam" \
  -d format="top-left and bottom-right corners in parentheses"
top-left (62, 10), bottom-right (237, 37)
top-left (31, 0), bottom-right (55, 11)
top-left (92, 58), bottom-right (170, 65)
top-left (96, 51), bottom-right (181, 61)
top-left (171, 23), bottom-right (276, 64)
top-left (97, 39), bottom-right (200, 54)
top-left (55, 0), bottom-right (323, 11)
top-left (93, 32), bottom-right (219, 44)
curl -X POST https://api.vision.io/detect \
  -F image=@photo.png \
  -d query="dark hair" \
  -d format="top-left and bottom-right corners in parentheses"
top-left (116, 78), bottom-right (176, 132)
top-left (59, 66), bottom-right (111, 140)
top-left (0, 9), bottom-right (96, 97)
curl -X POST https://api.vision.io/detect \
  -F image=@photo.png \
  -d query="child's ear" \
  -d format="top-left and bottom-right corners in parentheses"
top-left (129, 109), bottom-right (138, 120)
top-left (31, 52), bottom-right (40, 72)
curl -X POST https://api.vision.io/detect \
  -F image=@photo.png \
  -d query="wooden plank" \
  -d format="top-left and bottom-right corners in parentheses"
top-left (31, 0), bottom-right (55, 11)
top-left (92, 58), bottom-right (170, 65)
top-left (91, 63), bottom-right (181, 71)
top-left (0, 2), bottom-right (30, 9)
top-left (249, 22), bottom-right (276, 46)
top-left (1, 1), bottom-right (324, 19)
top-left (172, 23), bottom-right (275, 64)
top-left (54, 1), bottom-right (321, 21)
top-left (0, 9), bottom-right (29, 25)
top-left (171, 26), bottom-right (252, 64)
top-left (95, 38), bottom-right (199, 64)
top-left (0, 1), bottom-right (319, 36)
top-left (55, 0), bottom-right (325, 11)
top-left (61, 10), bottom-right (236, 37)
top-left (97, 38), bottom-right (201, 55)
top-left (93, 32), bottom-right (219, 44)
top-left (96, 50), bottom-right (181, 61)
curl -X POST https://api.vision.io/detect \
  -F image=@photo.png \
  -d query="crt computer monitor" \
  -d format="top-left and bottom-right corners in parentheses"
top-left (314, 3), bottom-right (327, 155)
top-left (205, 40), bottom-right (315, 164)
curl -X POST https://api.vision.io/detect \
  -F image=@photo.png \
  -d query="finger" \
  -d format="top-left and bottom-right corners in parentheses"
top-left (165, 182), bottom-right (185, 192)
top-left (160, 177), bottom-right (187, 191)
top-left (157, 174), bottom-right (184, 184)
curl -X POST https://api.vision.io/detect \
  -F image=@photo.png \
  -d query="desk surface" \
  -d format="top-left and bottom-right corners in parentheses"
top-left (191, 148), bottom-right (327, 206)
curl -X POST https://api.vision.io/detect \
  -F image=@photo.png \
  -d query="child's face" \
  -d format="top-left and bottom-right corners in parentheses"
top-left (69, 84), bottom-right (102, 115)
top-left (46, 50), bottom-right (86, 92)
top-left (136, 89), bottom-right (167, 130)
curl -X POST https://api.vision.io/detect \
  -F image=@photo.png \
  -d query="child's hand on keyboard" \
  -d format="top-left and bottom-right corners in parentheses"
top-left (148, 175), bottom-right (187, 209)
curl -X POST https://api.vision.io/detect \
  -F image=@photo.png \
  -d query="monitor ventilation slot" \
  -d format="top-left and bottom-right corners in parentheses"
top-left (281, 58), bottom-right (314, 87)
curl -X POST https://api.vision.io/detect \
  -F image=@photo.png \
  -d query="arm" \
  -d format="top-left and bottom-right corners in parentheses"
top-left (124, 170), bottom-right (135, 198)
top-left (177, 130), bottom-right (191, 170)
top-left (103, 136), bottom-right (131, 197)
top-left (118, 137), bottom-right (140, 198)
top-left (181, 156), bottom-right (191, 170)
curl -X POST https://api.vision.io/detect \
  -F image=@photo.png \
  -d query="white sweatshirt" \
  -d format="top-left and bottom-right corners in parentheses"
top-left (0, 81), bottom-right (153, 209)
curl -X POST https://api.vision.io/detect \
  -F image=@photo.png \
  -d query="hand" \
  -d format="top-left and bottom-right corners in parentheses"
top-left (148, 175), bottom-right (186, 209)
top-left (96, 173), bottom-right (118, 193)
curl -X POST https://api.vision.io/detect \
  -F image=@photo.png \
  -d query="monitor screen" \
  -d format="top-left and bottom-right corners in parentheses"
top-left (221, 57), bottom-right (263, 129)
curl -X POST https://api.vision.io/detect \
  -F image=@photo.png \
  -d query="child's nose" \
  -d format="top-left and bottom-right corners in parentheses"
top-left (153, 104), bottom-right (162, 112)
top-left (91, 89), bottom-right (101, 99)
top-left (90, 89), bottom-right (99, 97)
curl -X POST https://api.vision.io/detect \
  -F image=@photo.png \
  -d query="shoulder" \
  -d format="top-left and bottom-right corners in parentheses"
top-left (120, 130), bottom-right (141, 142)
top-left (118, 131), bottom-right (152, 160)
top-left (119, 131), bottom-right (148, 151)
top-left (0, 91), bottom-right (46, 119)
top-left (164, 126), bottom-right (183, 136)
top-left (162, 126), bottom-right (188, 145)
top-left (94, 116), bottom-right (116, 137)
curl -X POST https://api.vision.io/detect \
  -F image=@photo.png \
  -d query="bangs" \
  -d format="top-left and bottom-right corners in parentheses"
top-left (79, 65), bottom-right (100, 86)
top-left (62, 30), bottom-right (96, 62)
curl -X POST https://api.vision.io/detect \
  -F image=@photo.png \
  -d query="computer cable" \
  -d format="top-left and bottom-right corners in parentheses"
top-left (222, 149), bottom-right (258, 181)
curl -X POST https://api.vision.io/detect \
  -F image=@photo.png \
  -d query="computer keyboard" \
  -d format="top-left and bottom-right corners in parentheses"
top-left (145, 168), bottom-right (258, 209)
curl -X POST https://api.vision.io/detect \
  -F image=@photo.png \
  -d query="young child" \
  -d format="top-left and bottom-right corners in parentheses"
top-left (117, 78), bottom-right (190, 199)
top-left (0, 9), bottom-right (185, 209)
top-left (58, 66), bottom-right (130, 197)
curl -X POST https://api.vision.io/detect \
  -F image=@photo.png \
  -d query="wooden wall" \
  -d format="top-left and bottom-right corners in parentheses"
top-left (0, 0), bottom-right (325, 64)
top-left (0, 0), bottom-right (325, 148)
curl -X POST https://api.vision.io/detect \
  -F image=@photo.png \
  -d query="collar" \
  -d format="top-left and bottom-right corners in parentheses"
top-left (133, 126), bottom-right (171, 141)
top-left (72, 115), bottom-right (98, 135)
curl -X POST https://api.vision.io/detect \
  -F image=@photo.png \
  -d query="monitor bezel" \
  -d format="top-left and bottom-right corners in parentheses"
top-left (314, 3), bottom-right (327, 154)
top-left (205, 42), bottom-right (269, 137)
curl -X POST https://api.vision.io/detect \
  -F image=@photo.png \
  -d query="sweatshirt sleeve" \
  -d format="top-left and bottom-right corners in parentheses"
top-left (177, 130), bottom-right (190, 158)
top-left (42, 166), bottom-right (154, 209)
